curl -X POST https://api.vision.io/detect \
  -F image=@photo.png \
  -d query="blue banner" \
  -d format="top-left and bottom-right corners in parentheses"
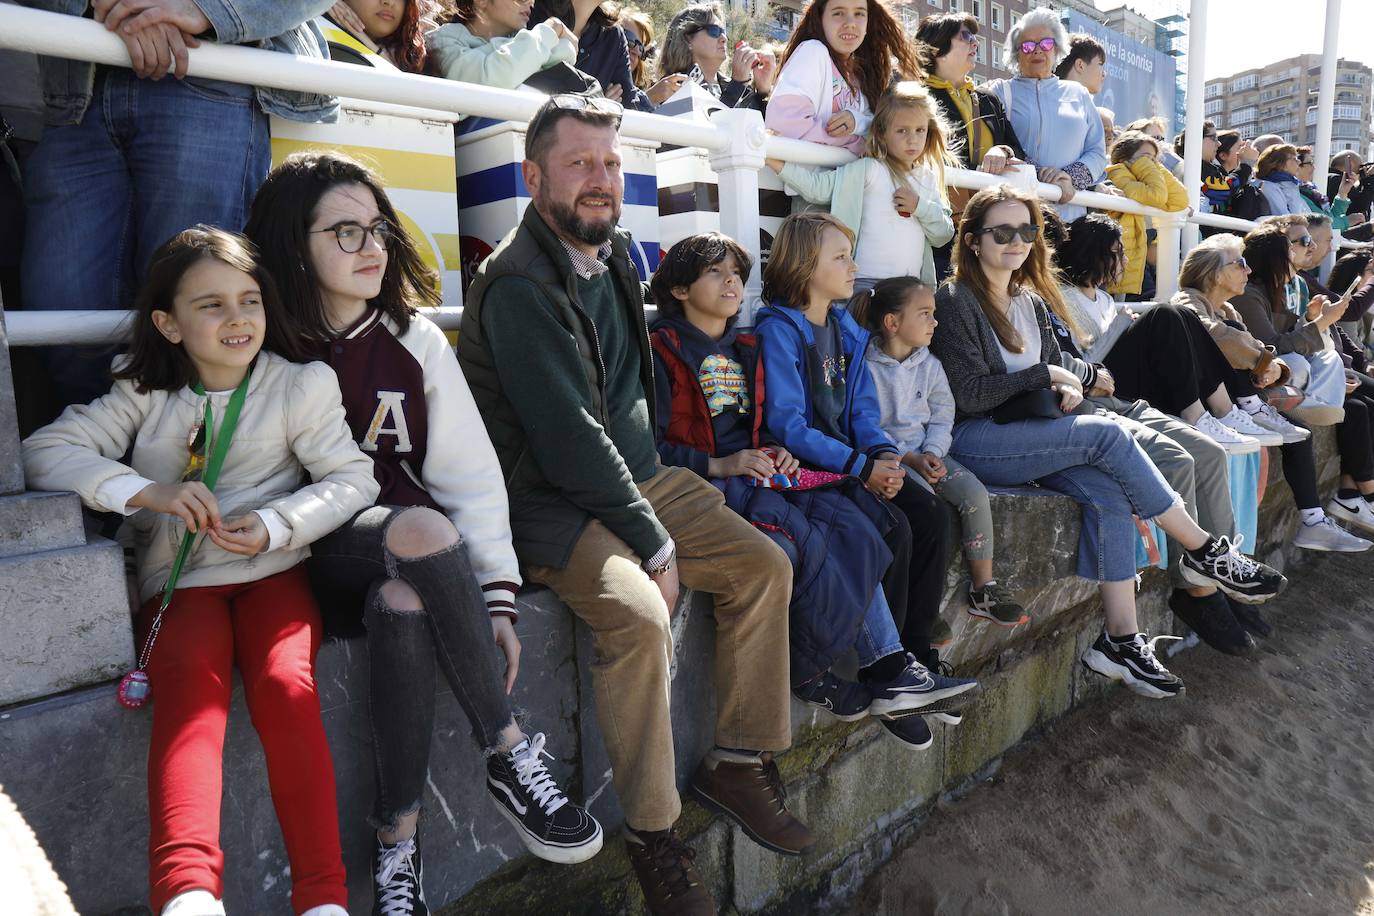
top-left (1062, 11), bottom-right (1179, 136)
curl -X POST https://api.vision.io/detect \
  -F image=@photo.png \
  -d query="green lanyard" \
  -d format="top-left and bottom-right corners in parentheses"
top-left (135, 367), bottom-right (252, 672)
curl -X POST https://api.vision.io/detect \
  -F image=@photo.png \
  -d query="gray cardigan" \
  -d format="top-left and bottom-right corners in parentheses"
top-left (930, 281), bottom-right (1057, 422)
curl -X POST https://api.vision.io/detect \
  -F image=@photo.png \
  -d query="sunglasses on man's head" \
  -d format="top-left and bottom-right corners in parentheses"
top-left (1019, 37), bottom-right (1057, 54)
top-left (691, 23), bottom-right (726, 39)
top-left (978, 223), bottom-right (1040, 244)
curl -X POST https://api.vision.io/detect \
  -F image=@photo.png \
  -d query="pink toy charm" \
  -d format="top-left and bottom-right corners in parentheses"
top-left (118, 670), bottom-right (152, 709)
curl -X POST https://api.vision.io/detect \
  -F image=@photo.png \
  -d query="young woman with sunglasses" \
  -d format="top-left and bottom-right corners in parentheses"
top-left (619, 6), bottom-right (683, 105)
top-left (988, 7), bottom-right (1107, 220)
top-left (23, 227), bottom-right (380, 916)
top-left (930, 185), bottom-right (1285, 700)
top-left (246, 152), bottom-right (604, 913)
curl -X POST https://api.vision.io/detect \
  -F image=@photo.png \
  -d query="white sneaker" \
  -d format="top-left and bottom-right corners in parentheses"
top-left (1192, 412), bottom-right (1261, 455)
top-left (1217, 405), bottom-right (1282, 447)
top-left (1292, 515), bottom-right (1374, 552)
top-left (1327, 497), bottom-right (1374, 535)
top-left (162, 890), bottom-right (225, 916)
top-left (1244, 402), bottom-right (1310, 444)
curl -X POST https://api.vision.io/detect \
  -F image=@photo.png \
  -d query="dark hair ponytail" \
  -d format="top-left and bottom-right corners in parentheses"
top-left (850, 276), bottom-right (929, 336)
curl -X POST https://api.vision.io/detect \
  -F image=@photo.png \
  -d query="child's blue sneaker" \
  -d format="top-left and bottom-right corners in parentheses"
top-left (867, 654), bottom-right (979, 719)
top-left (792, 672), bottom-right (871, 721)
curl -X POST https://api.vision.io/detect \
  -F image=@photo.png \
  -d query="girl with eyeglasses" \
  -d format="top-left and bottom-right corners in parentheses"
top-left (766, 0), bottom-right (924, 155)
top-left (246, 152), bottom-right (604, 912)
top-left (660, 3), bottom-right (766, 110)
top-left (988, 7), bottom-right (1108, 220)
top-left (931, 185), bottom-right (1285, 699)
top-left (23, 227), bottom-right (380, 916)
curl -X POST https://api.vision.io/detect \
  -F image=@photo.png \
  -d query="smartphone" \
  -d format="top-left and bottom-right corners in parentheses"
top-left (1342, 273), bottom-right (1364, 301)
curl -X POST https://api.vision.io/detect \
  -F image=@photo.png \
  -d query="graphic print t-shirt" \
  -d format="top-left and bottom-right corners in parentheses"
top-left (809, 314), bottom-right (848, 441)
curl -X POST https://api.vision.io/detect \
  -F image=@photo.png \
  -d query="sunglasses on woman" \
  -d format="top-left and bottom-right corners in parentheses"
top-left (1290, 235), bottom-right (1315, 248)
top-left (691, 23), bottom-right (726, 39)
top-left (978, 223), bottom-right (1040, 244)
top-left (626, 35), bottom-right (655, 58)
top-left (1019, 37), bottom-right (1057, 54)
top-left (1226, 256), bottom-right (1249, 270)
top-left (957, 27), bottom-right (978, 45)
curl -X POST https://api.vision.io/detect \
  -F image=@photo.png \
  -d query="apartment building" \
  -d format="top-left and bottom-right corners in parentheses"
top-left (1204, 54), bottom-right (1372, 155)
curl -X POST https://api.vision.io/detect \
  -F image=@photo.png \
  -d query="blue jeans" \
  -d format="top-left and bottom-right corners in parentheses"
top-left (950, 413), bottom-right (1181, 582)
top-left (853, 586), bottom-right (904, 668)
top-left (22, 69), bottom-right (270, 406)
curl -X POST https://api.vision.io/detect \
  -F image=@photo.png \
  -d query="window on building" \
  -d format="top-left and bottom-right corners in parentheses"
top-left (1204, 99), bottom-right (1223, 116)
top-left (1230, 74), bottom-right (1257, 92)
top-left (1205, 83), bottom-right (1222, 99)
top-left (992, 44), bottom-right (1002, 71)
top-left (991, 3), bottom-right (1004, 31)
top-left (976, 40), bottom-right (987, 64)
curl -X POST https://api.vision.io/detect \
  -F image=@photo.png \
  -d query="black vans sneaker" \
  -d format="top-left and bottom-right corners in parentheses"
top-left (867, 653), bottom-right (980, 719)
top-left (1081, 632), bottom-right (1185, 699)
top-left (1168, 589), bottom-right (1253, 656)
top-left (879, 714), bottom-right (933, 749)
top-left (373, 831), bottom-right (427, 916)
top-left (792, 671), bottom-right (871, 721)
top-left (1225, 593), bottom-right (1273, 639)
top-left (967, 581), bottom-right (1030, 626)
top-left (1179, 536), bottom-right (1285, 604)
top-left (487, 733), bottom-right (603, 864)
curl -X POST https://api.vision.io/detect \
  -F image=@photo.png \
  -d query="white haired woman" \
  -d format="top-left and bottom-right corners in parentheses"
top-left (987, 6), bottom-right (1107, 220)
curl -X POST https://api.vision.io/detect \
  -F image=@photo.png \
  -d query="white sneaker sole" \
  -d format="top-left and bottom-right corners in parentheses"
top-left (1177, 560), bottom-right (1280, 605)
top-left (1081, 648), bottom-right (1183, 700)
top-left (1292, 529), bottom-right (1374, 553)
top-left (868, 680), bottom-right (979, 717)
top-left (1219, 422), bottom-right (1282, 448)
top-left (879, 723), bottom-right (934, 750)
top-left (1326, 501), bottom-right (1374, 535)
top-left (929, 712), bottom-right (962, 725)
top-left (488, 795), bottom-right (604, 865)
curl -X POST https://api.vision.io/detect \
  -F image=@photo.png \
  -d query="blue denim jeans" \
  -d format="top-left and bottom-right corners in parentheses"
top-left (853, 586), bottom-right (904, 668)
top-left (950, 413), bottom-right (1181, 582)
top-left (22, 69), bottom-right (270, 406)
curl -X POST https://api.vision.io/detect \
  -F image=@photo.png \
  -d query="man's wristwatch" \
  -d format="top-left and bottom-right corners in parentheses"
top-left (642, 539), bottom-right (676, 576)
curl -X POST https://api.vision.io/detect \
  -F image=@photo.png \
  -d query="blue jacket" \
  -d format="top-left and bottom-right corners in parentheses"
top-left (23, 0), bottom-right (337, 125)
top-left (755, 302), bottom-right (898, 482)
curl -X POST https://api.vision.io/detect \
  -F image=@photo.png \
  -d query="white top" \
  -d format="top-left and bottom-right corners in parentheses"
top-left (852, 160), bottom-right (938, 281)
top-left (998, 291), bottom-right (1043, 373)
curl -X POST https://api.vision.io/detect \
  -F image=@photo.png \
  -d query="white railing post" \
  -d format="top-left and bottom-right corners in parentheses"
top-left (1312, 0), bottom-right (1342, 182)
top-left (1180, 0), bottom-right (1209, 254)
top-left (707, 108), bottom-right (768, 325)
top-left (1154, 211), bottom-right (1188, 301)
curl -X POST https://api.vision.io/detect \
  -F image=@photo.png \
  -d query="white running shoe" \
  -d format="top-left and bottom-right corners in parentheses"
top-left (1292, 515), bottom-right (1374, 552)
top-left (1327, 497), bottom-right (1374, 535)
top-left (1192, 412), bottom-right (1261, 455)
top-left (1217, 405), bottom-right (1282, 447)
top-left (1243, 402), bottom-right (1310, 444)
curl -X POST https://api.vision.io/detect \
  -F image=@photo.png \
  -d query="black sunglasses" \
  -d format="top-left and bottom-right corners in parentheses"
top-left (690, 23), bottom-right (726, 39)
top-left (978, 223), bottom-right (1040, 244)
top-left (626, 35), bottom-right (656, 59)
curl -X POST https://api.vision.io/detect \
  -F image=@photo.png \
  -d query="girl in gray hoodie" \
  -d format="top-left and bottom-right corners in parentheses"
top-left (855, 276), bottom-right (1029, 628)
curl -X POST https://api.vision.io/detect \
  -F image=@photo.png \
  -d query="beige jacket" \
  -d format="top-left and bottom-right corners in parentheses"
top-left (1170, 286), bottom-right (1289, 383)
top-left (23, 353), bottom-right (379, 602)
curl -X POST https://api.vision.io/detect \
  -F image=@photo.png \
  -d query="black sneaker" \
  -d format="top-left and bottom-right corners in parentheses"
top-left (867, 653), bottom-right (979, 719)
top-left (880, 714), bottom-right (933, 749)
top-left (792, 671), bottom-right (871, 722)
top-left (967, 581), bottom-right (1030, 626)
top-left (1179, 535), bottom-right (1285, 604)
top-left (1168, 590), bottom-right (1254, 656)
top-left (1081, 632), bottom-right (1185, 699)
top-left (373, 831), bottom-right (428, 916)
top-left (914, 650), bottom-right (963, 725)
top-left (1225, 593), bottom-right (1273, 640)
top-left (487, 733), bottom-right (603, 864)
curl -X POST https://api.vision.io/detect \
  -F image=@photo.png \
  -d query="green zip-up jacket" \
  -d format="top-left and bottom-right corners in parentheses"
top-left (458, 205), bottom-right (668, 570)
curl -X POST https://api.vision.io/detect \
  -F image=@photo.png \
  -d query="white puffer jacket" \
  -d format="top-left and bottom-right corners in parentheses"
top-left (23, 352), bottom-right (379, 602)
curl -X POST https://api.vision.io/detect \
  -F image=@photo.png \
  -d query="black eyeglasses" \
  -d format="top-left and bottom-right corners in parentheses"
top-left (1019, 37), bottom-right (1057, 54)
top-left (978, 223), bottom-right (1040, 244)
top-left (690, 23), bottom-right (726, 39)
top-left (311, 219), bottom-right (394, 254)
top-left (526, 93), bottom-right (624, 147)
top-left (626, 35), bottom-right (655, 59)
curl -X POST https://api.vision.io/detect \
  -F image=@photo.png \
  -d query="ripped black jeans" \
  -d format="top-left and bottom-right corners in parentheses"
top-left (308, 505), bottom-right (515, 830)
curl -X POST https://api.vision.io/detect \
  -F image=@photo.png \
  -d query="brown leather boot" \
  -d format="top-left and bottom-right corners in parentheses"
top-left (625, 827), bottom-right (717, 916)
top-left (689, 749), bottom-right (815, 856)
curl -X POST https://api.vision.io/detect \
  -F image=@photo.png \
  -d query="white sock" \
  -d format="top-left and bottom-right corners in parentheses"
top-left (1300, 507), bottom-right (1325, 526)
top-left (1239, 396), bottom-right (1264, 413)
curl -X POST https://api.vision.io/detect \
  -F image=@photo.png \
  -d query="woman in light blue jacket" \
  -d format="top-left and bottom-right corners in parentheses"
top-left (1255, 143), bottom-right (1312, 217)
top-left (989, 7), bottom-right (1107, 220)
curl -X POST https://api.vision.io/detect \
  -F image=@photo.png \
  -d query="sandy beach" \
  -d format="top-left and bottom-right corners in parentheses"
top-left (852, 552), bottom-right (1374, 916)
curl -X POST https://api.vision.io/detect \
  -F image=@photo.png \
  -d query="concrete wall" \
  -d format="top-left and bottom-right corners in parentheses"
top-left (0, 431), bottom-right (1336, 915)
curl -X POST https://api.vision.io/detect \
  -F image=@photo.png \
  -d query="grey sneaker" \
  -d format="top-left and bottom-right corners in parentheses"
top-left (1244, 403), bottom-right (1310, 444)
top-left (1292, 515), bottom-right (1374, 552)
top-left (1327, 497), bottom-right (1374, 535)
top-left (1217, 406), bottom-right (1282, 447)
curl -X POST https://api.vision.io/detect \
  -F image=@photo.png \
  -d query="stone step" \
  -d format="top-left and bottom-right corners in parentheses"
top-left (0, 537), bottom-right (134, 707)
top-left (0, 491), bottom-right (89, 560)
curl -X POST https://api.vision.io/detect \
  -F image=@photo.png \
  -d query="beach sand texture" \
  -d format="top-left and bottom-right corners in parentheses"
top-left (853, 552), bottom-right (1374, 916)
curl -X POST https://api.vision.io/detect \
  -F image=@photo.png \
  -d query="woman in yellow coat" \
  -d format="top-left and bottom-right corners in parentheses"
top-left (1105, 131), bottom-right (1190, 297)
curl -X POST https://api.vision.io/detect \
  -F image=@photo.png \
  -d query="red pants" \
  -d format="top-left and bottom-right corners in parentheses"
top-left (139, 566), bottom-right (346, 914)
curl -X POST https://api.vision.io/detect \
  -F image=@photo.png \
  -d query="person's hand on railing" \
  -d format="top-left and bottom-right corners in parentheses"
top-left (825, 110), bottom-right (856, 138)
top-left (647, 72), bottom-right (689, 105)
top-left (764, 156), bottom-right (785, 173)
top-left (117, 21), bottom-right (199, 79)
top-left (978, 146), bottom-right (1022, 176)
top-left (94, 0), bottom-right (209, 40)
top-left (1093, 182), bottom-right (1125, 198)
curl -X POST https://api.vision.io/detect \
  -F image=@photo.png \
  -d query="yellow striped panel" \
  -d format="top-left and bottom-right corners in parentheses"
top-left (269, 139), bottom-right (457, 194)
